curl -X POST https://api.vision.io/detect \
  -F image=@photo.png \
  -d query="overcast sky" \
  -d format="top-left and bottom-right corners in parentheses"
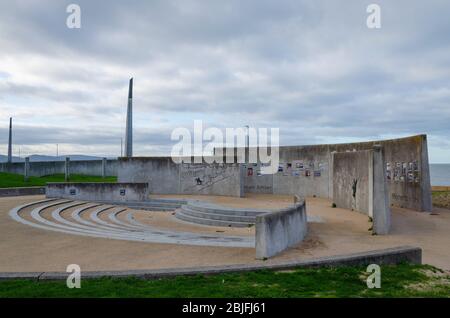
top-left (0, 0), bottom-right (449, 162)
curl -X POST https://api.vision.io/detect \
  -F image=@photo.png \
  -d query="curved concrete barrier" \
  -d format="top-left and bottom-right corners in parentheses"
top-left (256, 200), bottom-right (307, 259)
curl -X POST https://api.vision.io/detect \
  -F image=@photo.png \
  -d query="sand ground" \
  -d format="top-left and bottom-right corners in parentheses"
top-left (0, 194), bottom-right (449, 272)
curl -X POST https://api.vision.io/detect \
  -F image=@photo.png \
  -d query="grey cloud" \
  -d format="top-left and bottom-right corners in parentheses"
top-left (0, 1), bottom-right (449, 161)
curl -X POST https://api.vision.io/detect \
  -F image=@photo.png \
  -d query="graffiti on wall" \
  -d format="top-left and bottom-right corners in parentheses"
top-left (180, 163), bottom-right (238, 192)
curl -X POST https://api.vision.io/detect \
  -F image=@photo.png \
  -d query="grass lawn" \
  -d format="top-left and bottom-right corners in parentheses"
top-left (0, 264), bottom-right (449, 298)
top-left (0, 172), bottom-right (117, 188)
top-left (432, 190), bottom-right (450, 209)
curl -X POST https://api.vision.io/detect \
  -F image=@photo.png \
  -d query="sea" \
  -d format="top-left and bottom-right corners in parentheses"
top-left (430, 164), bottom-right (450, 186)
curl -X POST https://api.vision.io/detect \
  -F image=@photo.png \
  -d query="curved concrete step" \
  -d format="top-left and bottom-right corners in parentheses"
top-left (175, 210), bottom-right (254, 228)
top-left (98, 199), bottom-right (185, 211)
top-left (186, 201), bottom-right (266, 217)
top-left (127, 205), bottom-right (176, 212)
top-left (9, 199), bottom-right (254, 247)
top-left (179, 206), bottom-right (256, 223)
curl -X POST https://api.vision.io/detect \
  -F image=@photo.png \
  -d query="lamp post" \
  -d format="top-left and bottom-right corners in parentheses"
top-left (244, 125), bottom-right (249, 163)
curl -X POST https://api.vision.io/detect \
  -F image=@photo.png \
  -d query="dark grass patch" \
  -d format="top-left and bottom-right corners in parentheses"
top-left (0, 264), bottom-right (448, 298)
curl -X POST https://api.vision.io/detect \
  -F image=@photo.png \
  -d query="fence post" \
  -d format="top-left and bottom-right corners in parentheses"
top-left (24, 157), bottom-right (30, 182)
top-left (65, 157), bottom-right (70, 182)
top-left (102, 158), bottom-right (107, 178)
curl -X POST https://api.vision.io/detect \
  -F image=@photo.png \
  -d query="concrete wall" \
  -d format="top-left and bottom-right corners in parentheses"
top-left (372, 146), bottom-right (391, 234)
top-left (0, 187), bottom-right (45, 197)
top-left (332, 147), bottom-right (391, 234)
top-left (255, 200), bottom-right (307, 259)
top-left (333, 150), bottom-right (372, 214)
top-left (46, 182), bottom-right (148, 202)
top-left (0, 159), bottom-right (118, 177)
top-left (219, 134), bottom-right (432, 212)
top-left (118, 157), bottom-right (243, 197)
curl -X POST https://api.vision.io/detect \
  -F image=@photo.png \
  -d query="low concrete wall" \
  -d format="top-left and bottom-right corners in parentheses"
top-left (0, 187), bottom-right (45, 197)
top-left (46, 182), bottom-right (148, 202)
top-left (0, 159), bottom-right (118, 177)
top-left (255, 200), bottom-right (307, 259)
top-left (0, 246), bottom-right (420, 281)
top-left (118, 157), bottom-right (243, 197)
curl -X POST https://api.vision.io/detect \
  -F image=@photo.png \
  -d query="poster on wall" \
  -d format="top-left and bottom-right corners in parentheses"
top-left (314, 170), bottom-right (321, 177)
top-left (286, 163), bottom-right (292, 173)
top-left (413, 160), bottom-right (420, 183)
top-left (386, 162), bottom-right (392, 181)
top-left (394, 162), bottom-right (401, 182)
top-left (278, 164), bottom-right (284, 173)
top-left (305, 169), bottom-right (311, 177)
top-left (407, 162), bottom-right (414, 183)
top-left (247, 167), bottom-right (253, 176)
top-left (283, 163), bottom-right (292, 176)
top-left (293, 160), bottom-right (304, 170)
top-left (260, 163), bottom-right (271, 175)
top-left (401, 162), bottom-right (407, 181)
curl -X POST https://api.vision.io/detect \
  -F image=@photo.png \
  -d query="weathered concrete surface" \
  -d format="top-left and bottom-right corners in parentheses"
top-left (0, 246), bottom-right (421, 281)
top-left (255, 200), bottom-right (307, 259)
top-left (0, 187), bottom-right (45, 197)
top-left (46, 183), bottom-right (149, 202)
top-left (420, 136), bottom-right (433, 211)
top-left (333, 150), bottom-right (371, 214)
top-left (0, 159), bottom-right (119, 177)
top-left (219, 134), bottom-right (432, 212)
top-left (372, 146), bottom-right (391, 235)
top-left (332, 147), bottom-right (391, 234)
top-left (118, 157), bottom-right (243, 197)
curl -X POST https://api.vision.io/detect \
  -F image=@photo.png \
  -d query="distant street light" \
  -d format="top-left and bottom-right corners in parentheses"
top-left (244, 125), bottom-right (250, 148)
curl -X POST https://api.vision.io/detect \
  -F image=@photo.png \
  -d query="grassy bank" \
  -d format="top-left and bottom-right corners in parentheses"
top-left (0, 172), bottom-right (117, 188)
top-left (0, 264), bottom-right (448, 298)
top-left (432, 189), bottom-right (450, 209)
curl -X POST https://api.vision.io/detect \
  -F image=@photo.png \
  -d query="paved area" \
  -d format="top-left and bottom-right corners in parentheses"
top-left (1, 194), bottom-right (450, 272)
top-left (9, 198), bottom-right (254, 247)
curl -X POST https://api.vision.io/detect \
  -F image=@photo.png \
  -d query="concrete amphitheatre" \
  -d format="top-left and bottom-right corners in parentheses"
top-left (1, 134), bottom-right (450, 279)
